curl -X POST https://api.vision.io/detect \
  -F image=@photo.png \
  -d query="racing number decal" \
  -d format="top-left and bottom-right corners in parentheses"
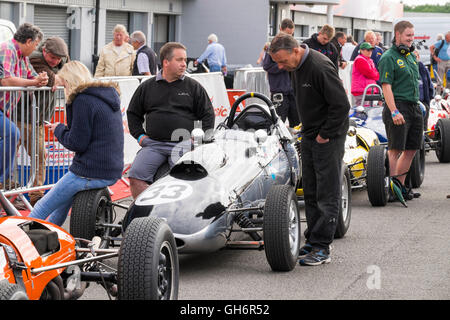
top-left (136, 181), bottom-right (193, 206)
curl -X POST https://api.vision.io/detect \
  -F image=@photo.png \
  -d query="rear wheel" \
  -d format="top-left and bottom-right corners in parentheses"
top-left (263, 185), bottom-right (300, 272)
top-left (367, 145), bottom-right (390, 206)
top-left (407, 137), bottom-right (425, 188)
top-left (118, 217), bottom-right (179, 300)
top-left (435, 118), bottom-right (450, 163)
top-left (70, 188), bottom-right (113, 248)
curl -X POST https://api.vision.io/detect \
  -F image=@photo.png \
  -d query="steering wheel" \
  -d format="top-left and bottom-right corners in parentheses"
top-left (226, 92), bottom-right (278, 129)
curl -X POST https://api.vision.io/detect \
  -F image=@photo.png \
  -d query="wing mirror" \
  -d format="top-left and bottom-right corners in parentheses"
top-left (254, 129), bottom-right (268, 145)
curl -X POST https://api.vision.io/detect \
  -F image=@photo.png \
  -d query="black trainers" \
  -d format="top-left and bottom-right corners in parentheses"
top-left (299, 243), bottom-right (332, 258)
top-left (299, 248), bottom-right (331, 266)
top-left (299, 243), bottom-right (313, 257)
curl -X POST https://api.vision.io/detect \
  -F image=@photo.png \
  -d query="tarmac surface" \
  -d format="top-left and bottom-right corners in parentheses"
top-left (76, 152), bottom-right (450, 301)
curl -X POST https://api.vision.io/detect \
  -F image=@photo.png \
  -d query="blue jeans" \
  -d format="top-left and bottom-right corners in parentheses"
top-left (209, 64), bottom-right (221, 72)
top-left (29, 171), bottom-right (117, 226)
top-left (0, 110), bottom-right (20, 184)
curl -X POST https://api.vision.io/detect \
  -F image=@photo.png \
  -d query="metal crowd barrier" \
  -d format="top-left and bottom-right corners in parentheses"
top-left (233, 67), bottom-right (270, 98)
top-left (0, 86), bottom-right (73, 212)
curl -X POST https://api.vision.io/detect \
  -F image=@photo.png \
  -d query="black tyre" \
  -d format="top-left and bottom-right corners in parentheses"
top-left (406, 137), bottom-right (425, 188)
top-left (367, 145), bottom-right (390, 206)
top-left (263, 185), bottom-right (300, 272)
top-left (435, 118), bottom-right (450, 163)
top-left (70, 188), bottom-right (113, 249)
top-left (335, 167), bottom-right (352, 239)
top-left (118, 217), bottom-right (179, 300)
top-left (0, 281), bottom-right (28, 300)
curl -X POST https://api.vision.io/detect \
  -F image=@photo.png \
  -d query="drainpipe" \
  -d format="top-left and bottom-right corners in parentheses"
top-left (92, 0), bottom-right (100, 71)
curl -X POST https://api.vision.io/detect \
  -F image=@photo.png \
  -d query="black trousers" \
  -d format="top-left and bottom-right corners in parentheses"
top-left (301, 134), bottom-right (346, 251)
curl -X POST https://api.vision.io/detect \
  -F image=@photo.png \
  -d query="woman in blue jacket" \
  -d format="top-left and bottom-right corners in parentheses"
top-left (29, 61), bottom-right (124, 226)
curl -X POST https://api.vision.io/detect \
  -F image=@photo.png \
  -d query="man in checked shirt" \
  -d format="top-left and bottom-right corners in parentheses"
top-left (0, 23), bottom-right (48, 190)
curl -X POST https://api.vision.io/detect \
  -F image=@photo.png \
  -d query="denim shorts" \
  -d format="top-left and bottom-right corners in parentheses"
top-left (382, 101), bottom-right (423, 151)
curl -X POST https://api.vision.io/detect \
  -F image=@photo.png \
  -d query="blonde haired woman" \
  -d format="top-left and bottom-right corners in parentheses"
top-left (94, 24), bottom-right (135, 77)
top-left (29, 61), bottom-right (124, 226)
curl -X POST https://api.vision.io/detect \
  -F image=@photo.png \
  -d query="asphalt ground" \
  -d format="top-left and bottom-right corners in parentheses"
top-left (75, 151), bottom-right (450, 301)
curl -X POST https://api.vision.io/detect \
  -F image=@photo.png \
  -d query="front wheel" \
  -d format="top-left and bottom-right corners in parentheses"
top-left (435, 118), bottom-right (450, 163)
top-left (335, 167), bottom-right (352, 239)
top-left (263, 185), bottom-right (301, 272)
top-left (118, 217), bottom-right (179, 300)
top-left (367, 145), bottom-right (390, 206)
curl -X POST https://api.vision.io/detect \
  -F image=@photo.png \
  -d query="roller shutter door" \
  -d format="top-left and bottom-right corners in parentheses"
top-left (105, 10), bottom-right (130, 44)
top-left (34, 6), bottom-right (70, 49)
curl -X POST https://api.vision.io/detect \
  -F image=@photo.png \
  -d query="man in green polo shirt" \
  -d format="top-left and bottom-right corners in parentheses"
top-left (378, 20), bottom-right (422, 200)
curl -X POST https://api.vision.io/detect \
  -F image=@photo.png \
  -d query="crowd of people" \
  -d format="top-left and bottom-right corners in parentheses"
top-left (0, 22), bottom-right (217, 224)
top-left (1, 18), bottom-right (449, 270)
top-left (264, 18), bottom-right (450, 266)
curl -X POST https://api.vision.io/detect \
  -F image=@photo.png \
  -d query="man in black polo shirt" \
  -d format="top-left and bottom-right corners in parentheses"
top-left (378, 20), bottom-right (422, 200)
top-left (127, 42), bottom-right (215, 198)
top-left (130, 30), bottom-right (157, 76)
top-left (269, 33), bottom-right (350, 266)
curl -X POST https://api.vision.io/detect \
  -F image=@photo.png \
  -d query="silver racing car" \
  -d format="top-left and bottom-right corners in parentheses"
top-left (70, 92), bottom-right (351, 274)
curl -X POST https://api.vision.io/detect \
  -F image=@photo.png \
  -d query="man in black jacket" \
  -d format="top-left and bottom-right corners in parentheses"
top-left (269, 33), bottom-right (350, 266)
top-left (263, 18), bottom-right (300, 127)
top-left (303, 24), bottom-right (340, 70)
top-left (331, 31), bottom-right (348, 69)
top-left (127, 42), bottom-right (215, 198)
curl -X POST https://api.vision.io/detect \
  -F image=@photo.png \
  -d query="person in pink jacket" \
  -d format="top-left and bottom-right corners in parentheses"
top-left (351, 42), bottom-right (380, 106)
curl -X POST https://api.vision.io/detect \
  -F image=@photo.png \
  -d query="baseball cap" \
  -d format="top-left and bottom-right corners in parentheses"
top-left (360, 42), bottom-right (374, 50)
top-left (44, 37), bottom-right (69, 57)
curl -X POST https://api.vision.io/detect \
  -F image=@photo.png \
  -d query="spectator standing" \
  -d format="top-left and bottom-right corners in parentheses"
top-left (195, 33), bottom-right (227, 75)
top-left (331, 31), bottom-right (348, 69)
top-left (262, 18), bottom-right (300, 127)
top-left (127, 42), bottom-right (215, 199)
top-left (430, 33), bottom-right (444, 76)
top-left (19, 36), bottom-right (69, 205)
top-left (430, 31), bottom-right (450, 89)
top-left (350, 31), bottom-right (384, 68)
top-left (29, 61), bottom-right (124, 226)
top-left (256, 42), bottom-right (270, 66)
top-left (414, 50), bottom-right (434, 129)
top-left (378, 20), bottom-right (422, 200)
top-left (0, 23), bottom-right (48, 190)
top-left (351, 42), bottom-right (380, 106)
top-left (269, 33), bottom-right (350, 266)
top-left (303, 24), bottom-right (340, 70)
top-left (94, 24), bottom-right (135, 77)
top-left (129, 31), bottom-right (157, 76)
top-left (375, 32), bottom-right (387, 51)
top-left (342, 35), bottom-right (357, 61)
